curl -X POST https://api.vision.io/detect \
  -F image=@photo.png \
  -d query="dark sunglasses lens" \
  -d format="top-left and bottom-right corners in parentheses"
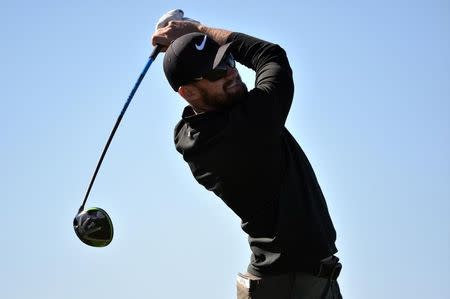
top-left (225, 54), bottom-right (235, 68)
top-left (73, 207), bottom-right (113, 247)
top-left (217, 54), bottom-right (235, 69)
top-left (204, 68), bottom-right (228, 81)
top-left (196, 54), bottom-right (235, 82)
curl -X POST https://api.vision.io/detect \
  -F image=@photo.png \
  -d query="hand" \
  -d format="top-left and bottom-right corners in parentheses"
top-left (152, 9), bottom-right (201, 52)
top-left (152, 20), bottom-right (202, 52)
top-left (155, 9), bottom-right (200, 30)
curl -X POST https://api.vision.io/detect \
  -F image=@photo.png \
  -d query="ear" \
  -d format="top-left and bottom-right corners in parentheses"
top-left (178, 85), bottom-right (201, 105)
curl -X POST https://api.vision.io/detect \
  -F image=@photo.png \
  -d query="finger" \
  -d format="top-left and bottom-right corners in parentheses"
top-left (167, 20), bottom-right (181, 27)
top-left (150, 38), bottom-right (168, 52)
top-left (151, 35), bottom-right (170, 47)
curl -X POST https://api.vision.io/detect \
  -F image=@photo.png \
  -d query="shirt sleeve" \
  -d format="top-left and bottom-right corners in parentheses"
top-left (227, 32), bottom-right (294, 132)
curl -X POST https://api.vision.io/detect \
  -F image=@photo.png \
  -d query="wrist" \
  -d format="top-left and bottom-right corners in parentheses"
top-left (197, 25), bottom-right (232, 46)
top-left (197, 24), bottom-right (208, 34)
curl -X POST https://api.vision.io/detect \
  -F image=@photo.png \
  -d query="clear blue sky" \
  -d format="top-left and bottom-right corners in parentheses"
top-left (1, 1), bottom-right (449, 298)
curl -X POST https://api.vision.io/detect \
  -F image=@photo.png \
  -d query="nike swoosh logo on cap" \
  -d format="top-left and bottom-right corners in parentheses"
top-left (195, 35), bottom-right (207, 51)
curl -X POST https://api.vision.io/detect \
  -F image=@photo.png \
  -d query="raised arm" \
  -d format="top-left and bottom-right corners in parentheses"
top-left (152, 21), bottom-right (232, 50)
top-left (228, 33), bottom-right (294, 130)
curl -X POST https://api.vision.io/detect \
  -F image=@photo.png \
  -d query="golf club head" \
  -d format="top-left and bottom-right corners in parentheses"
top-left (73, 207), bottom-right (113, 247)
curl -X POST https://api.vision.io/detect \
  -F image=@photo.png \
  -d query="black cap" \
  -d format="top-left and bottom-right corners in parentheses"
top-left (163, 32), bottom-right (232, 92)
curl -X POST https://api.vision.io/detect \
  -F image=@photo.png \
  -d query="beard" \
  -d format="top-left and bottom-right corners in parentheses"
top-left (201, 75), bottom-right (248, 111)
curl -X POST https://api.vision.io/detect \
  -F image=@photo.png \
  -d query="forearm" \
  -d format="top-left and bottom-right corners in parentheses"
top-left (198, 25), bottom-right (232, 46)
top-left (227, 33), bottom-right (291, 73)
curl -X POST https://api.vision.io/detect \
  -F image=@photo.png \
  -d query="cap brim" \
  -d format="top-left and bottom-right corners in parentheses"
top-left (212, 42), bottom-right (233, 69)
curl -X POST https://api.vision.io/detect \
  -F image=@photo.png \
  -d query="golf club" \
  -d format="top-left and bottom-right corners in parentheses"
top-left (74, 9), bottom-right (198, 247)
top-left (73, 45), bottom-right (162, 247)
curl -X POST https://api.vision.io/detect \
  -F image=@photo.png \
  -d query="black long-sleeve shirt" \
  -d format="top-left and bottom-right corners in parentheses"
top-left (174, 32), bottom-right (337, 276)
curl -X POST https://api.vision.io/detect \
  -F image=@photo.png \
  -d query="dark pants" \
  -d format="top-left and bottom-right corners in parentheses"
top-left (236, 257), bottom-right (342, 299)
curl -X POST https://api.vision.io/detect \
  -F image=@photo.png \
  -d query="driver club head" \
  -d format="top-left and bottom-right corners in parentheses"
top-left (73, 207), bottom-right (113, 247)
top-left (74, 45), bottom-right (162, 249)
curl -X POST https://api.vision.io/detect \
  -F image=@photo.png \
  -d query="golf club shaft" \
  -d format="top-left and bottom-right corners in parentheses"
top-left (80, 45), bottom-right (163, 212)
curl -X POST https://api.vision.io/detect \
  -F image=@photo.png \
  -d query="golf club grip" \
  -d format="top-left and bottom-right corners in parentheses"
top-left (80, 45), bottom-right (163, 212)
top-left (150, 44), bottom-right (163, 60)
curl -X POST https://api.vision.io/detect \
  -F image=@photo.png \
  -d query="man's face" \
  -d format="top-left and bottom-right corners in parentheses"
top-left (189, 66), bottom-right (248, 112)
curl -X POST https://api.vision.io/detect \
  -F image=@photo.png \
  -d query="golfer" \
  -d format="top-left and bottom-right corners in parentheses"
top-left (152, 19), bottom-right (343, 299)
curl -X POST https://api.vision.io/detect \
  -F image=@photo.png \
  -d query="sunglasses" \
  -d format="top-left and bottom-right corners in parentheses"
top-left (192, 54), bottom-right (236, 82)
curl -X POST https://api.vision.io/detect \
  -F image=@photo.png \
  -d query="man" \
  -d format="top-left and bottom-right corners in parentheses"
top-left (152, 19), bottom-right (343, 299)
